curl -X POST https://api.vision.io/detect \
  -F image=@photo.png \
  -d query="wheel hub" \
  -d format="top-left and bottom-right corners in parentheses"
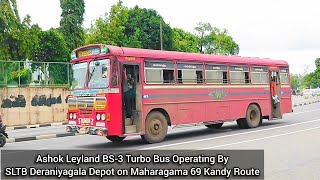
top-left (149, 119), bottom-right (162, 136)
top-left (250, 110), bottom-right (257, 122)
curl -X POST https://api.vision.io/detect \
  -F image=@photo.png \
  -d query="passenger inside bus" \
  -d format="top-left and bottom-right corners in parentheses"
top-left (122, 67), bottom-right (133, 119)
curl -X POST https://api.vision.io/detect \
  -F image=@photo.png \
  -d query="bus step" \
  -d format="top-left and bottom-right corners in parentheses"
top-left (125, 118), bottom-right (133, 126)
top-left (125, 125), bottom-right (137, 134)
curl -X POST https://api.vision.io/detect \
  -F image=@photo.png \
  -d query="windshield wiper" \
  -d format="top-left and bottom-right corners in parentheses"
top-left (88, 66), bottom-right (96, 83)
top-left (88, 60), bottom-right (100, 83)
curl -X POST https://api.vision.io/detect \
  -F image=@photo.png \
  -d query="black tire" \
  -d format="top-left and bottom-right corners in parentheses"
top-left (0, 136), bottom-right (6, 147)
top-left (236, 119), bottom-right (247, 129)
top-left (141, 112), bottom-right (168, 144)
top-left (205, 123), bottom-right (223, 129)
top-left (245, 104), bottom-right (262, 128)
top-left (106, 136), bottom-right (125, 143)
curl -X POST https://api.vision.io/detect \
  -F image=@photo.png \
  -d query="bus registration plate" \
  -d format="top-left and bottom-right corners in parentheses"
top-left (80, 118), bottom-right (91, 125)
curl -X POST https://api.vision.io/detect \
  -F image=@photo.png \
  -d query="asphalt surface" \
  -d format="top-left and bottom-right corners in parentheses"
top-left (1, 100), bottom-right (320, 179)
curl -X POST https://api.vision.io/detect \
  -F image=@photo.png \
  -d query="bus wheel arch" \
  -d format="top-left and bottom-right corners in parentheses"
top-left (141, 109), bottom-right (170, 144)
top-left (147, 108), bottom-right (171, 126)
top-left (237, 103), bottom-right (262, 129)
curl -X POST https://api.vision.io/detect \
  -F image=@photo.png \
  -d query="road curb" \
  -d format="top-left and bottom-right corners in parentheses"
top-left (7, 132), bottom-right (78, 143)
top-left (293, 99), bottom-right (320, 107)
top-left (6, 122), bottom-right (68, 131)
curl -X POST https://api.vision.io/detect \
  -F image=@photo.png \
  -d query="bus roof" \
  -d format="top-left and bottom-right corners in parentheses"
top-left (72, 44), bottom-right (289, 67)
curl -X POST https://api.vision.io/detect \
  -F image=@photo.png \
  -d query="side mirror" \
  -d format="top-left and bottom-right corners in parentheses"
top-left (95, 61), bottom-right (100, 66)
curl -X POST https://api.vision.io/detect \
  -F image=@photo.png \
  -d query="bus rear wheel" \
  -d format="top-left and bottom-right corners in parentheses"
top-left (238, 104), bottom-right (262, 129)
top-left (141, 112), bottom-right (168, 144)
top-left (106, 136), bottom-right (125, 143)
top-left (205, 123), bottom-right (223, 129)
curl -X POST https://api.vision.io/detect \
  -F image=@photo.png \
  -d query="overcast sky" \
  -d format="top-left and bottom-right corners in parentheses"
top-left (16, 0), bottom-right (320, 75)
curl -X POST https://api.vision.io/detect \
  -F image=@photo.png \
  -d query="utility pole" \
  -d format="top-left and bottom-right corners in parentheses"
top-left (160, 19), bottom-right (163, 50)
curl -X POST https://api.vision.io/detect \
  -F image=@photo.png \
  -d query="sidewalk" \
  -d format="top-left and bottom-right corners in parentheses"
top-left (292, 95), bottom-right (320, 107)
top-left (7, 121), bottom-right (68, 130)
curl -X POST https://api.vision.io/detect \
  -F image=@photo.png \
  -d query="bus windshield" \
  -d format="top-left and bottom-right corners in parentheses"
top-left (71, 62), bottom-right (87, 90)
top-left (88, 59), bottom-right (110, 89)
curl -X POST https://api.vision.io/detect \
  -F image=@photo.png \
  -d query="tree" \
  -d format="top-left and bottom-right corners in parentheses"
top-left (290, 74), bottom-right (303, 90)
top-left (302, 58), bottom-right (320, 88)
top-left (124, 6), bottom-right (174, 50)
top-left (172, 28), bottom-right (198, 53)
top-left (315, 58), bottom-right (320, 69)
top-left (194, 22), bottom-right (239, 55)
top-left (85, 2), bottom-right (174, 50)
top-left (0, 0), bottom-right (23, 60)
top-left (85, 0), bottom-right (129, 46)
top-left (59, 0), bottom-right (85, 52)
top-left (194, 22), bottom-right (213, 54)
top-left (31, 29), bottom-right (69, 84)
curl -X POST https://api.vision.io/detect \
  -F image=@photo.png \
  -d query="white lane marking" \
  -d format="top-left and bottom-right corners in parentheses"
top-left (201, 126), bottom-right (320, 149)
top-left (140, 118), bottom-right (320, 150)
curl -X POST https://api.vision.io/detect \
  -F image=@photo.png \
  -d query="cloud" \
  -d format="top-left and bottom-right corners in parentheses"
top-left (16, 0), bottom-right (319, 74)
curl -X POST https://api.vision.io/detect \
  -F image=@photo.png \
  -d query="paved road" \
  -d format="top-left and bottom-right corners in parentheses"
top-left (6, 95), bottom-right (318, 139)
top-left (2, 102), bottom-right (320, 179)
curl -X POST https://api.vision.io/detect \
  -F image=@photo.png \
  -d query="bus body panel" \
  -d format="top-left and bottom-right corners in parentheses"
top-left (67, 44), bottom-right (292, 141)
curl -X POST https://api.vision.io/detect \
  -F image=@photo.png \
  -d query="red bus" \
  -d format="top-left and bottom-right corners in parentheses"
top-left (66, 44), bottom-right (292, 144)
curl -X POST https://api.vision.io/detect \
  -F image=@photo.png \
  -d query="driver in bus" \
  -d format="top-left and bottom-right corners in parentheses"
top-left (102, 66), bottom-right (108, 78)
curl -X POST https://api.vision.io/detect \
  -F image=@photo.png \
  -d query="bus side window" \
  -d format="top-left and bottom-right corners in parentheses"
top-left (163, 69), bottom-right (174, 83)
top-left (144, 60), bottom-right (174, 84)
top-left (245, 72), bottom-right (250, 84)
top-left (196, 70), bottom-right (203, 83)
top-left (280, 68), bottom-right (289, 84)
top-left (223, 72), bottom-right (228, 83)
top-left (205, 64), bottom-right (228, 84)
top-left (177, 63), bottom-right (202, 84)
top-left (230, 65), bottom-right (249, 84)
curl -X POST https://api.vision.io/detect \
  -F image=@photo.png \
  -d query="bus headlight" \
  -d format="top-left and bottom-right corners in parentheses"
top-left (69, 113), bottom-right (73, 120)
top-left (96, 114), bottom-right (101, 120)
top-left (101, 114), bottom-right (106, 121)
top-left (73, 113), bottom-right (77, 119)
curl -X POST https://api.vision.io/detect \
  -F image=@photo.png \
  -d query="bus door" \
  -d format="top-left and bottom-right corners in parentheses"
top-left (120, 63), bottom-right (142, 134)
top-left (269, 70), bottom-right (282, 119)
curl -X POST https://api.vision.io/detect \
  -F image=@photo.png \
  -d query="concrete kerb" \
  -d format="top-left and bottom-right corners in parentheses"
top-left (292, 99), bottom-right (320, 107)
top-left (6, 122), bottom-right (68, 131)
top-left (6, 132), bottom-right (79, 144)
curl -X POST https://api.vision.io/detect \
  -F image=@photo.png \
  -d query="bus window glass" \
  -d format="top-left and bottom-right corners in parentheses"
top-left (251, 66), bottom-right (268, 84)
top-left (71, 62), bottom-right (87, 89)
top-left (177, 63), bottom-right (203, 84)
top-left (144, 61), bottom-right (174, 84)
top-left (88, 59), bottom-right (110, 88)
top-left (230, 65), bottom-right (249, 84)
top-left (205, 64), bottom-right (228, 84)
top-left (112, 58), bottom-right (118, 86)
top-left (280, 68), bottom-right (289, 84)
top-left (145, 69), bottom-right (162, 83)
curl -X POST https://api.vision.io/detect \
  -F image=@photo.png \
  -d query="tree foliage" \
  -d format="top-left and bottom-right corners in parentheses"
top-left (59, 0), bottom-right (85, 52)
top-left (302, 58), bottom-right (320, 89)
top-left (194, 22), bottom-right (239, 55)
top-left (86, 1), bottom-right (173, 50)
top-left (172, 28), bottom-right (198, 53)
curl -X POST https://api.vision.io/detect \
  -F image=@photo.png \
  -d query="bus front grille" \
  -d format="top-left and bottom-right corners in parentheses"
top-left (79, 109), bottom-right (92, 117)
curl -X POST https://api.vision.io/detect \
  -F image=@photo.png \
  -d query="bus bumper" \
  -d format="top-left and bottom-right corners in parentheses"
top-left (66, 125), bottom-right (108, 136)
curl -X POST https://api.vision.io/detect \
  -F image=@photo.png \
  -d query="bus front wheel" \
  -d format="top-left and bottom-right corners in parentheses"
top-left (106, 136), bottom-right (125, 143)
top-left (141, 112), bottom-right (168, 144)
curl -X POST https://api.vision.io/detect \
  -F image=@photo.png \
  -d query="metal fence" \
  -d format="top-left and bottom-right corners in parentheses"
top-left (0, 60), bottom-right (72, 87)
